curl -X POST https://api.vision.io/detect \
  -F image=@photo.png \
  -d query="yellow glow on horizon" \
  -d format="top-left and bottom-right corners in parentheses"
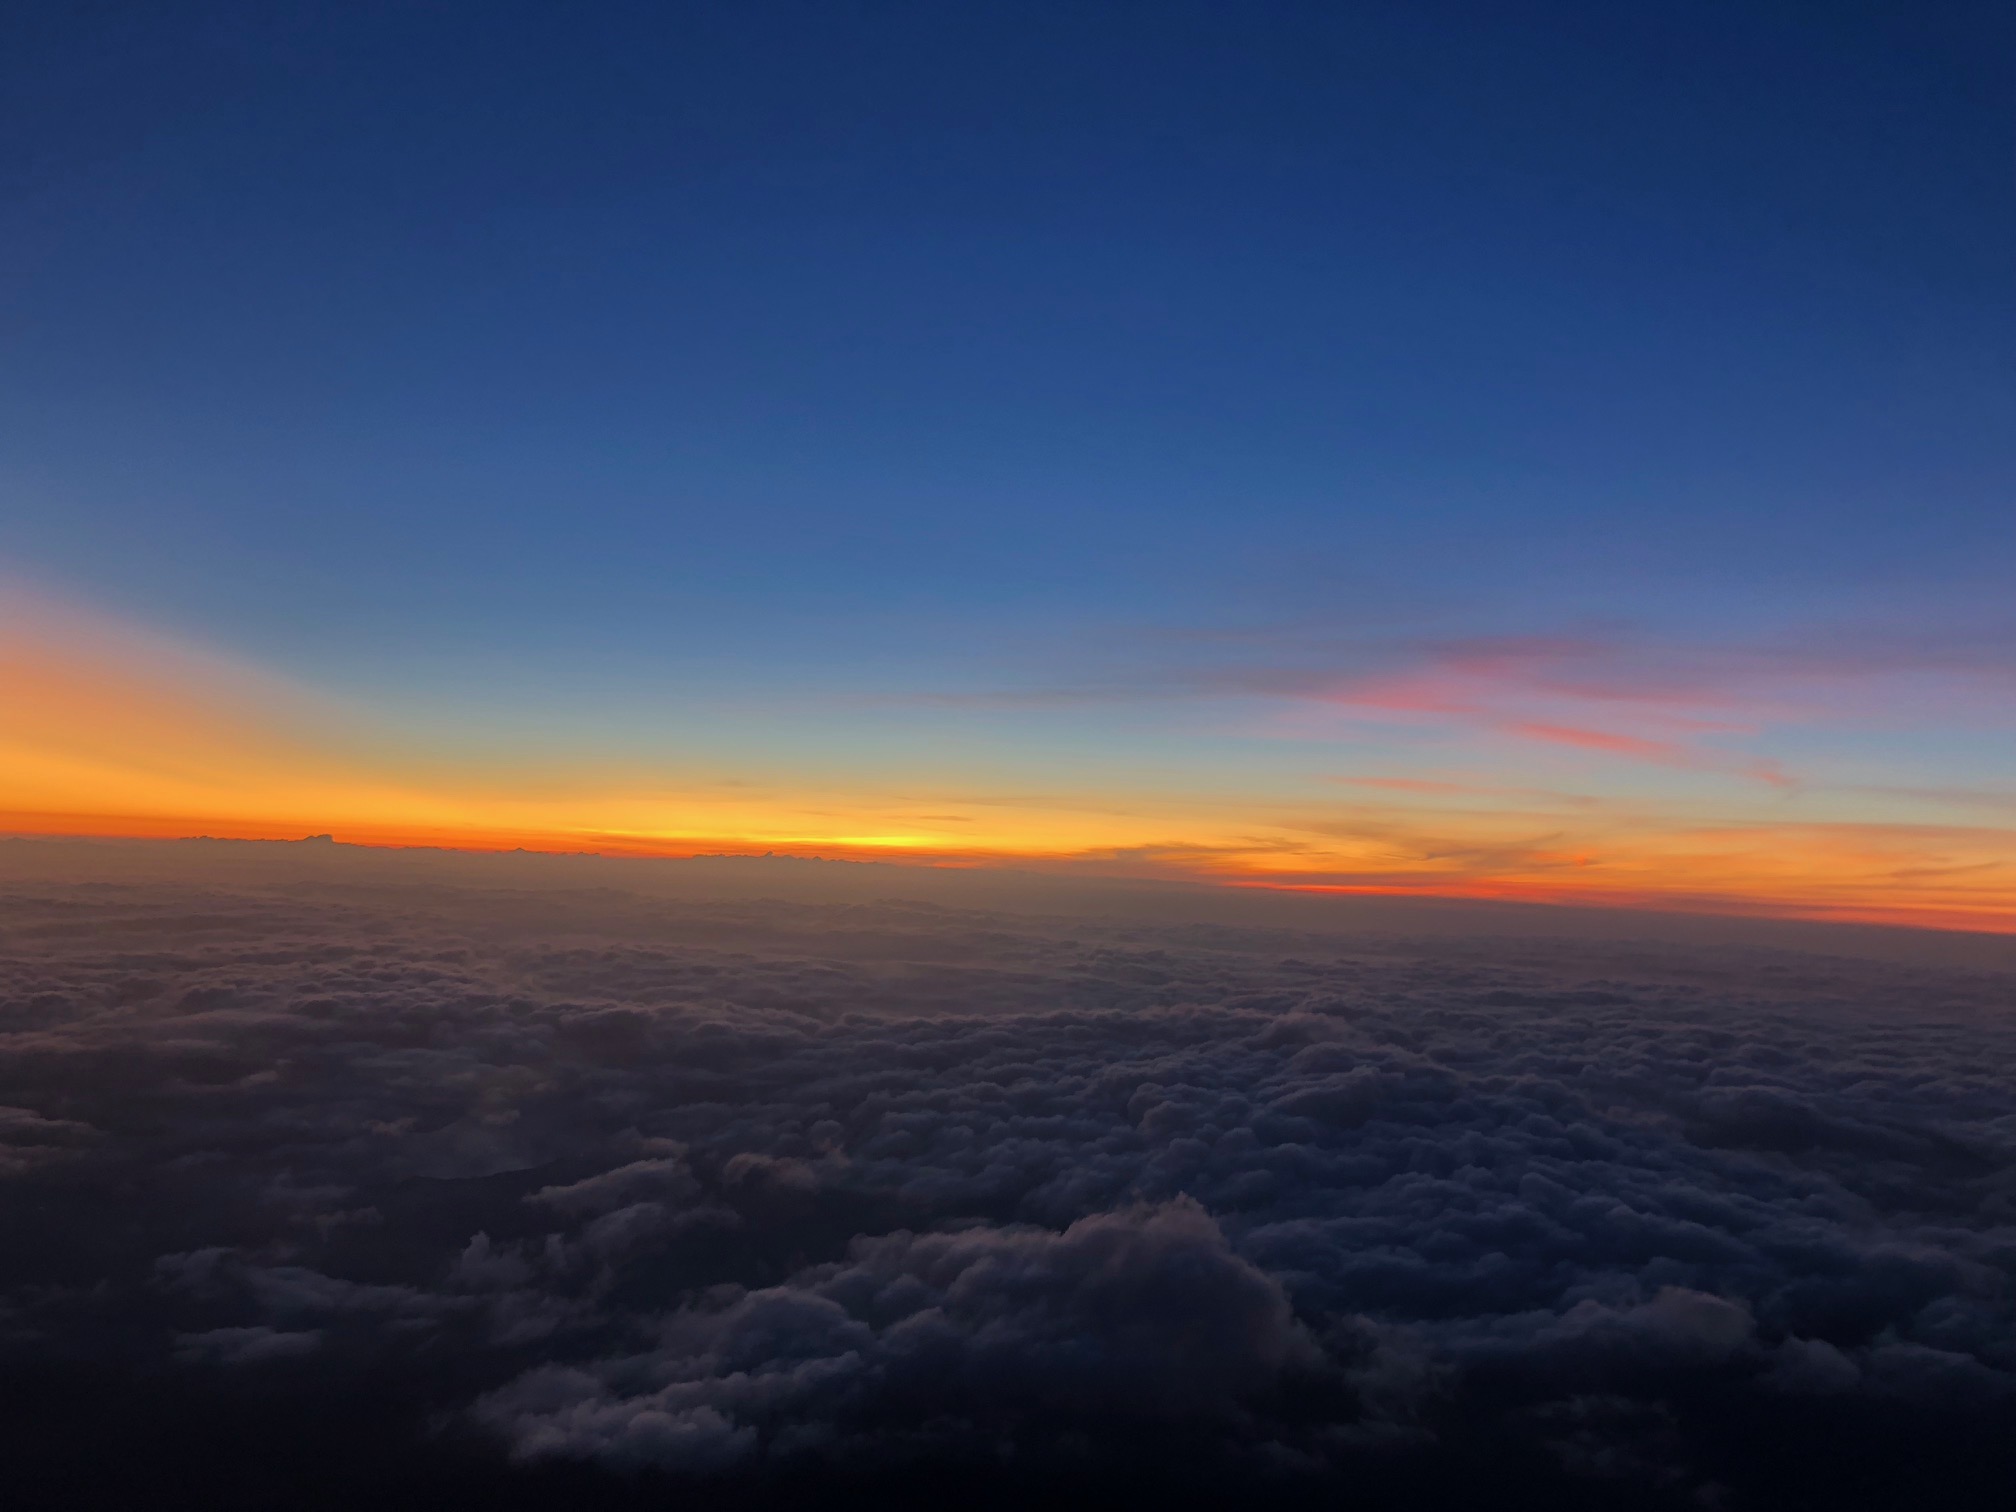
top-left (2, 585), bottom-right (2013, 935)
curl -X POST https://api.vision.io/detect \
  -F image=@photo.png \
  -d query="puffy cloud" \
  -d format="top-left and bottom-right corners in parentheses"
top-left (480, 1199), bottom-right (1311, 1471)
top-left (174, 1325), bottom-right (323, 1365)
top-left (2, 861), bottom-right (2015, 1508)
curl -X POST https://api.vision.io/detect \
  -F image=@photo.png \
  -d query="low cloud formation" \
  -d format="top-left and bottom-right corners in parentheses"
top-left (481, 1198), bottom-right (1311, 1473)
top-left (2, 857), bottom-right (2014, 1509)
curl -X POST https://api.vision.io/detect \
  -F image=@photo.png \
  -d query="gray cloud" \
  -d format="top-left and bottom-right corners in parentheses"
top-left (2, 858), bottom-right (2014, 1508)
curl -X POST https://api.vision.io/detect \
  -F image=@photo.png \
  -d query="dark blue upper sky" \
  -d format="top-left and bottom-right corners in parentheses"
top-left (3, 0), bottom-right (2011, 697)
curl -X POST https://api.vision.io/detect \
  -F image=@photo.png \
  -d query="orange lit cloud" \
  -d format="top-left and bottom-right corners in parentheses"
top-left (1295, 641), bottom-right (1800, 787)
top-left (1495, 721), bottom-right (1797, 789)
top-left (1198, 817), bottom-right (2016, 933)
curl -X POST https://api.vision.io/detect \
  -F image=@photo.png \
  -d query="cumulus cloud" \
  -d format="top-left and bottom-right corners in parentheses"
top-left (174, 1324), bottom-right (323, 1365)
top-left (481, 1198), bottom-right (1312, 1472)
top-left (2, 859), bottom-right (2014, 1509)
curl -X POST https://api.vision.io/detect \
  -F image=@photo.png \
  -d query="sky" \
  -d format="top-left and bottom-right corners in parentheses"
top-left (2, 0), bottom-right (2013, 929)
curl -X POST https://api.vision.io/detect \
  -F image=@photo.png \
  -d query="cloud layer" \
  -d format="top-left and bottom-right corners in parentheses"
top-left (2, 861), bottom-right (2015, 1508)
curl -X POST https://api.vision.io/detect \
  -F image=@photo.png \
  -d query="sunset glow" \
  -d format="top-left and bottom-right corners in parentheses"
top-left (7, 8), bottom-right (2016, 1506)
top-left (5, 587), bottom-right (2010, 932)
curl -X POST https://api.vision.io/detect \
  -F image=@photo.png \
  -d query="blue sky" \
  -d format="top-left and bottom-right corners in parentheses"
top-left (2, 1), bottom-right (2012, 923)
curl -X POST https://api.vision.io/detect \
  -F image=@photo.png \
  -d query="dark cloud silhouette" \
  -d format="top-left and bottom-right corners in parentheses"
top-left (478, 1198), bottom-right (1313, 1472)
top-left (1, 851), bottom-right (2014, 1509)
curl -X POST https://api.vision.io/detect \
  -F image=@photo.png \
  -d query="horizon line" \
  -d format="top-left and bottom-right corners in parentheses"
top-left (4, 815), bottom-right (2014, 940)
